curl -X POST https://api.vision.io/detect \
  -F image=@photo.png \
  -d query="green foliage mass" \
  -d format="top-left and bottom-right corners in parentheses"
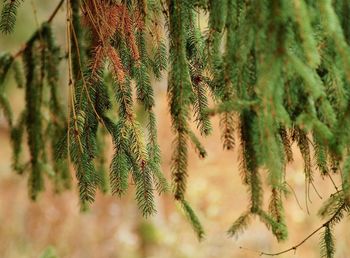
top-left (1, 0), bottom-right (350, 256)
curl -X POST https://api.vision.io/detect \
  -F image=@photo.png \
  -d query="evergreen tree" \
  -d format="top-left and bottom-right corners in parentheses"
top-left (1, 0), bottom-right (350, 256)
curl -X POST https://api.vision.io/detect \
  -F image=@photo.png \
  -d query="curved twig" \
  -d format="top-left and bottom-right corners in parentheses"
top-left (258, 203), bottom-right (345, 256)
top-left (239, 202), bottom-right (346, 256)
top-left (285, 181), bottom-right (303, 210)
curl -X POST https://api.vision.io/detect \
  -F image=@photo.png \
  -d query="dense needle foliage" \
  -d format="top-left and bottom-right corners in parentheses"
top-left (1, 0), bottom-right (350, 256)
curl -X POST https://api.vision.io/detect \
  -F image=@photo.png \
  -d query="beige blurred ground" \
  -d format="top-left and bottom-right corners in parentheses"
top-left (0, 2), bottom-right (349, 258)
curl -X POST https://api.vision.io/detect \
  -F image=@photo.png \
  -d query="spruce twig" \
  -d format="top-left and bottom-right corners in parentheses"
top-left (11, 0), bottom-right (65, 59)
top-left (249, 202), bottom-right (346, 256)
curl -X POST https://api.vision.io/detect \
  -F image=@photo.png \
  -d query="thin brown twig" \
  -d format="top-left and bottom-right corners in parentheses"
top-left (48, 0), bottom-right (65, 23)
top-left (69, 11), bottom-right (107, 127)
top-left (239, 202), bottom-right (346, 256)
top-left (285, 181), bottom-right (303, 210)
top-left (327, 172), bottom-right (339, 192)
top-left (311, 180), bottom-right (323, 199)
top-left (259, 224), bottom-right (323, 256)
top-left (66, 0), bottom-right (83, 154)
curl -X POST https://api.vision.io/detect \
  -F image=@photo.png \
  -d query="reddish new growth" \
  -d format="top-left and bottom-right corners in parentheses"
top-left (108, 45), bottom-right (125, 82)
top-left (82, 0), bottom-right (141, 82)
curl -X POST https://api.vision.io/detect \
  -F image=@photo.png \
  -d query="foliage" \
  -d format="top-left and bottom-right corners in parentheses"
top-left (0, 0), bottom-right (23, 34)
top-left (1, 0), bottom-right (350, 256)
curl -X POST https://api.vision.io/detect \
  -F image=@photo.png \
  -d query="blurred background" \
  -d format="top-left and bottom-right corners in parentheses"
top-left (0, 1), bottom-right (349, 258)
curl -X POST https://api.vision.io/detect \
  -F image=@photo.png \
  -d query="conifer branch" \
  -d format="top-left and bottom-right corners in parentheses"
top-left (11, 0), bottom-right (64, 59)
top-left (2, 0), bottom-right (350, 251)
top-left (0, 0), bottom-right (24, 34)
top-left (256, 202), bottom-right (346, 256)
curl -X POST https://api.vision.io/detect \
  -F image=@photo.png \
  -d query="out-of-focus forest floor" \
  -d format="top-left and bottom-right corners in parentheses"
top-left (0, 2), bottom-right (349, 258)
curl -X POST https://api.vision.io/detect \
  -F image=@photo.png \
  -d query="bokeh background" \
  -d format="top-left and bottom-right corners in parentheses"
top-left (0, 2), bottom-right (349, 258)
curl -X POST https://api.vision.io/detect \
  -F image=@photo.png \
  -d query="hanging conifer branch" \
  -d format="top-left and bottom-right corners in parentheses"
top-left (2, 0), bottom-right (350, 254)
top-left (0, 0), bottom-right (24, 34)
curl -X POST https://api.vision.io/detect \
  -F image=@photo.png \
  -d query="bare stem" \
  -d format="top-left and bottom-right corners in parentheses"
top-left (239, 201), bottom-right (346, 257)
top-left (258, 203), bottom-right (345, 256)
